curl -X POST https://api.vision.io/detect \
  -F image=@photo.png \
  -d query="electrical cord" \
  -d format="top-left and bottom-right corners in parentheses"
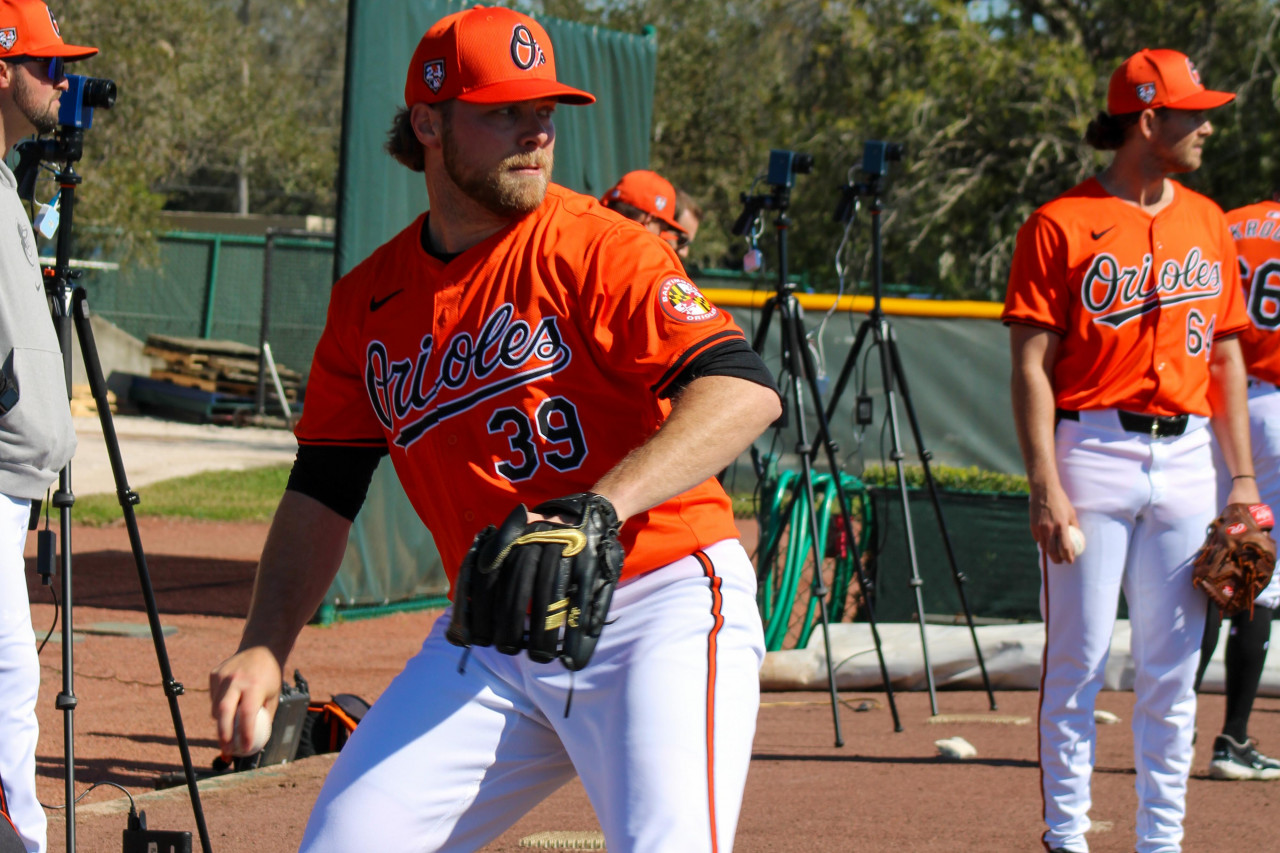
top-left (40, 779), bottom-right (136, 814)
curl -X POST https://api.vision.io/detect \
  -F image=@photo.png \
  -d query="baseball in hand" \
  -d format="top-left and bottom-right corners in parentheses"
top-left (1067, 525), bottom-right (1086, 557)
top-left (231, 706), bottom-right (272, 757)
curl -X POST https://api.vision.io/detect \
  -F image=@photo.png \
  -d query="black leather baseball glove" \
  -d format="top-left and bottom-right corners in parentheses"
top-left (446, 492), bottom-right (624, 671)
top-left (1192, 503), bottom-right (1277, 618)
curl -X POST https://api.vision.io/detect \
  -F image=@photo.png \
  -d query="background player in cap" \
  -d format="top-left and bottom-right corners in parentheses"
top-left (0, 2), bottom-right (95, 850)
top-left (1004, 48), bottom-right (1260, 853)
top-left (1192, 195), bottom-right (1280, 781)
top-left (209, 6), bottom-right (780, 852)
top-left (601, 168), bottom-right (688, 253)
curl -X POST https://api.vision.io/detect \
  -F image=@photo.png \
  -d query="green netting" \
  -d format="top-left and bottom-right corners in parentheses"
top-left (79, 233), bottom-right (334, 379)
top-left (865, 488), bottom-right (1041, 623)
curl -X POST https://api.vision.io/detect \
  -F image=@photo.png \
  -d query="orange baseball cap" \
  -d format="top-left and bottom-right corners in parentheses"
top-left (1107, 48), bottom-right (1233, 115)
top-left (0, 0), bottom-right (96, 60)
top-left (601, 170), bottom-right (684, 233)
top-left (405, 6), bottom-right (594, 107)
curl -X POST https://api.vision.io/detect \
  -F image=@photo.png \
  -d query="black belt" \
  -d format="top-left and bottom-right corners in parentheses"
top-left (1055, 408), bottom-right (1189, 438)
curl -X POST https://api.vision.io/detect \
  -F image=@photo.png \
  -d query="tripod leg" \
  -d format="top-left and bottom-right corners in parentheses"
top-left (870, 318), bottom-right (940, 715)
top-left (799, 316), bottom-right (902, 731)
top-left (774, 299), bottom-right (847, 746)
top-left (887, 334), bottom-right (998, 710)
top-left (72, 290), bottom-right (215, 853)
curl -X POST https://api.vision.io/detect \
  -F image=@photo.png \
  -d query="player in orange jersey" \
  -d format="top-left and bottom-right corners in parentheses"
top-left (208, 7), bottom-right (781, 852)
top-left (1003, 49), bottom-right (1260, 853)
top-left (1192, 198), bottom-right (1280, 780)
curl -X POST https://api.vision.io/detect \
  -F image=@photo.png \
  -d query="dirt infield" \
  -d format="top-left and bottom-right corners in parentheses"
top-left (24, 518), bottom-right (1280, 852)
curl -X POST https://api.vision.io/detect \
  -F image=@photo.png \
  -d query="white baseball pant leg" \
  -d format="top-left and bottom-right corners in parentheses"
top-left (299, 538), bottom-right (764, 853)
top-left (0, 494), bottom-right (44, 853)
top-left (1246, 382), bottom-right (1280, 610)
top-left (1039, 412), bottom-right (1213, 853)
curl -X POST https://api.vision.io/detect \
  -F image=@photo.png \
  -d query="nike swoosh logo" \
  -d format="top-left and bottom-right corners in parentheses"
top-left (369, 289), bottom-right (404, 312)
top-left (1091, 225), bottom-right (1115, 240)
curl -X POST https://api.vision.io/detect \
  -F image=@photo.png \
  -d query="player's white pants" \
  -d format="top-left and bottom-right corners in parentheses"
top-left (0, 494), bottom-right (44, 853)
top-left (1040, 411), bottom-right (1213, 853)
top-left (1236, 381), bottom-right (1280, 609)
top-left (299, 538), bottom-right (764, 853)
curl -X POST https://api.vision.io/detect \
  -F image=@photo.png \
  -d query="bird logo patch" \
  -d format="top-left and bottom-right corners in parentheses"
top-left (0, 29), bottom-right (16, 51)
top-left (1136, 83), bottom-right (1156, 104)
top-left (658, 277), bottom-right (718, 323)
top-left (510, 24), bottom-right (546, 70)
top-left (423, 59), bottom-right (446, 94)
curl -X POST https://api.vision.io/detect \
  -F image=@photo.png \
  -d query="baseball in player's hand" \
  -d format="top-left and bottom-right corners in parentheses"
top-left (1067, 525), bottom-right (1086, 558)
top-left (230, 706), bottom-right (273, 757)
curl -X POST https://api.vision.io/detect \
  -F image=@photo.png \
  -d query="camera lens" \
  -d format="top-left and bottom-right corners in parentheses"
top-left (81, 77), bottom-right (117, 110)
top-left (886, 143), bottom-right (904, 161)
top-left (794, 153), bottom-right (815, 174)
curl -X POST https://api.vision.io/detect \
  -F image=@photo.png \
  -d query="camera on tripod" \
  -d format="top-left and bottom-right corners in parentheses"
top-left (834, 139), bottom-right (904, 224)
top-left (59, 73), bottom-right (117, 129)
top-left (766, 148), bottom-right (814, 189)
top-left (860, 140), bottom-right (903, 178)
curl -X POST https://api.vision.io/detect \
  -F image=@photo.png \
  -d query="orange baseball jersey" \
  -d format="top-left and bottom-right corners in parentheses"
top-left (1225, 200), bottom-right (1280, 385)
top-left (296, 184), bottom-right (744, 585)
top-left (1003, 177), bottom-right (1248, 416)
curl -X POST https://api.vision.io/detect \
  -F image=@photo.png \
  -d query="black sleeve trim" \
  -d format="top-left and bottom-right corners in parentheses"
top-left (659, 337), bottom-right (780, 399)
top-left (650, 329), bottom-right (744, 395)
top-left (286, 443), bottom-right (389, 521)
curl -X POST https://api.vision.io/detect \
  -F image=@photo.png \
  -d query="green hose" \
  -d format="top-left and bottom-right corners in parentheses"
top-left (755, 466), bottom-right (872, 651)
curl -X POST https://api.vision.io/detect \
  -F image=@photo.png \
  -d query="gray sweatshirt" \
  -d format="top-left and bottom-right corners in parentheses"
top-left (0, 158), bottom-right (76, 499)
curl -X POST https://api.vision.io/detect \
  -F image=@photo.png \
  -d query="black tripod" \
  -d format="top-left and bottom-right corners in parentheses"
top-left (19, 119), bottom-right (214, 852)
top-left (735, 152), bottom-right (902, 739)
top-left (823, 144), bottom-right (995, 716)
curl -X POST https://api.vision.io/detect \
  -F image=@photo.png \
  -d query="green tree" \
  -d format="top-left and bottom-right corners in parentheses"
top-left (37, 0), bottom-right (345, 263)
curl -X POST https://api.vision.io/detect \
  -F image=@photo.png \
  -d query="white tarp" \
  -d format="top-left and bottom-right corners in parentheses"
top-left (760, 621), bottom-right (1280, 697)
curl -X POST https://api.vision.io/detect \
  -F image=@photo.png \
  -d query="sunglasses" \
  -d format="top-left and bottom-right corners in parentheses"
top-left (7, 56), bottom-right (66, 83)
top-left (661, 229), bottom-right (692, 251)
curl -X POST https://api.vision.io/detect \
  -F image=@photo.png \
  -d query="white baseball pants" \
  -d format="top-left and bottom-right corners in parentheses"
top-left (0, 494), bottom-right (44, 853)
top-left (1040, 411), bottom-right (1214, 853)
top-left (1242, 381), bottom-right (1280, 609)
top-left (299, 538), bottom-right (764, 853)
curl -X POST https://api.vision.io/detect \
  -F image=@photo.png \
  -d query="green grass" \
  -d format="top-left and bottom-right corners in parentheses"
top-left (69, 464), bottom-right (292, 526)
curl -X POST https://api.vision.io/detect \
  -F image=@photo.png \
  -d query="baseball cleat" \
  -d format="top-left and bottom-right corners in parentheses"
top-left (1208, 734), bottom-right (1280, 780)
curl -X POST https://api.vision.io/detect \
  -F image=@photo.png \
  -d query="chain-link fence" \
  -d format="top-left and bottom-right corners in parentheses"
top-left (77, 230), bottom-right (334, 383)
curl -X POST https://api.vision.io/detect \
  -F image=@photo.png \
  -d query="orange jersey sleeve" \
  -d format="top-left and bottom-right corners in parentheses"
top-left (1225, 200), bottom-right (1280, 384)
top-left (1003, 178), bottom-right (1247, 416)
top-left (295, 187), bottom-right (745, 586)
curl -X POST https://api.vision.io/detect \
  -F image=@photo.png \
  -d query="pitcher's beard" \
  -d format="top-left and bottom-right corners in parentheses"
top-left (443, 135), bottom-right (552, 218)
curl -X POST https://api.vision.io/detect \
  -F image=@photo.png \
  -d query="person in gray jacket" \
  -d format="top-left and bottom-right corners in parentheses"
top-left (0, 3), bottom-right (96, 850)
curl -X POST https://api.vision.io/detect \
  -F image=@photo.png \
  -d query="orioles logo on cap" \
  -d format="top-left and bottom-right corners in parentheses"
top-left (1136, 82), bottom-right (1156, 104)
top-left (510, 24), bottom-right (546, 71)
top-left (0, 29), bottom-right (15, 51)
top-left (423, 59), bottom-right (446, 94)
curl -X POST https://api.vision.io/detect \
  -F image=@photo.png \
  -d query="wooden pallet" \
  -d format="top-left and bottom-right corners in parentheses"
top-left (144, 334), bottom-right (301, 403)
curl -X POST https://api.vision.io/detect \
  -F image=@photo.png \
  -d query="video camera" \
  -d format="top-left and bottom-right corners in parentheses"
top-left (59, 73), bottom-right (117, 130)
top-left (834, 140), bottom-right (904, 223)
top-left (766, 149), bottom-right (814, 189)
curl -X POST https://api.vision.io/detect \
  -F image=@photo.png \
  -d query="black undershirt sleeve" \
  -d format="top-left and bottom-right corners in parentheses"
top-left (286, 443), bottom-right (389, 521)
top-left (661, 337), bottom-right (780, 399)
